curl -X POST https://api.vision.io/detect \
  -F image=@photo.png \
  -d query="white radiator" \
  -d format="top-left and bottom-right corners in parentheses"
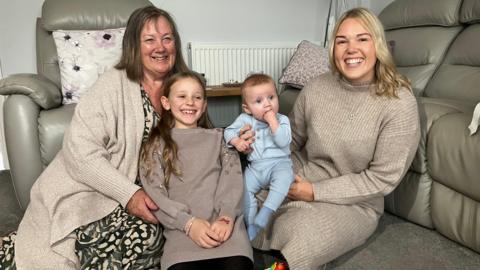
top-left (188, 42), bottom-right (299, 86)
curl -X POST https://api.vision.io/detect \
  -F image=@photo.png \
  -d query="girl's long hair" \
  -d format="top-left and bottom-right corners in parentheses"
top-left (141, 71), bottom-right (213, 188)
top-left (328, 7), bottom-right (411, 97)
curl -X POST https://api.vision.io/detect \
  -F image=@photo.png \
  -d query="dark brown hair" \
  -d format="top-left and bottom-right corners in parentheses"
top-left (141, 71), bottom-right (213, 188)
top-left (115, 6), bottom-right (189, 82)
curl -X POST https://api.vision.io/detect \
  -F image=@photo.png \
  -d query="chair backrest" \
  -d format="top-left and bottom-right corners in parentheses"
top-left (36, 0), bottom-right (153, 87)
top-left (378, 0), bottom-right (464, 97)
top-left (423, 0), bottom-right (480, 103)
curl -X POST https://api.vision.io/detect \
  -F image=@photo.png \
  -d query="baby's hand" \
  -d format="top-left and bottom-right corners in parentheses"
top-left (211, 216), bottom-right (234, 242)
top-left (263, 110), bottom-right (279, 133)
top-left (230, 137), bottom-right (252, 153)
top-left (188, 218), bottom-right (221, 248)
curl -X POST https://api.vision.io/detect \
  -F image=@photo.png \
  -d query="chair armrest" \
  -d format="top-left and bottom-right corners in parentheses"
top-left (0, 73), bottom-right (62, 109)
top-left (4, 95), bottom-right (44, 209)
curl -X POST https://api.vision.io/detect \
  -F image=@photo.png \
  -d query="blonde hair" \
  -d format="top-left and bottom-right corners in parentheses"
top-left (141, 71), bottom-right (213, 188)
top-left (328, 7), bottom-right (411, 97)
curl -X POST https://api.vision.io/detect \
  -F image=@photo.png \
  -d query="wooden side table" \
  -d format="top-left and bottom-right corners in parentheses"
top-left (205, 85), bottom-right (242, 127)
top-left (206, 85), bottom-right (241, 97)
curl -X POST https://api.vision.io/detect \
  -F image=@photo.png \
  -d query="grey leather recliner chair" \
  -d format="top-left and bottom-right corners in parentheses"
top-left (0, 0), bottom-right (152, 209)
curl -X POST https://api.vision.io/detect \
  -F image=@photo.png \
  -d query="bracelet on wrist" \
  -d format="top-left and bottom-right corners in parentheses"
top-left (184, 216), bottom-right (195, 236)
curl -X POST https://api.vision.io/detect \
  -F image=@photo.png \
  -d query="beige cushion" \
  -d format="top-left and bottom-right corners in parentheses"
top-left (279, 40), bottom-right (329, 89)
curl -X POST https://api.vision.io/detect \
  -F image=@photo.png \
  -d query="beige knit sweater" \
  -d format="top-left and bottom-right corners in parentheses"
top-left (141, 128), bottom-right (252, 269)
top-left (253, 73), bottom-right (420, 269)
top-left (15, 69), bottom-right (144, 269)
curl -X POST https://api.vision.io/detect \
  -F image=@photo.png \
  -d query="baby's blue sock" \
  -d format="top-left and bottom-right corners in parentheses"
top-left (254, 206), bottom-right (274, 229)
top-left (247, 224), bottom-right (261, 241)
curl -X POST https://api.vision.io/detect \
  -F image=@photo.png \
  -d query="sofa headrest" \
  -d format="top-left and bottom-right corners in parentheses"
top-left (42, 0), bottom-right (152, 31)
top-left (460, 0), bottom-right (480, 24)
top-left (379, 0), bottom-right (463, 30)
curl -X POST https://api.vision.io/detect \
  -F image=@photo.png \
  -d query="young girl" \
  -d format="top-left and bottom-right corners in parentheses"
top-left (140, 71), bottom-right (253, 270)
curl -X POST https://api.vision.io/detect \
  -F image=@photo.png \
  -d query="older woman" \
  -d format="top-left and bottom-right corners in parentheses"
top-left (0, 6), bottom-right (189, 269)
top-left (252, 8), bottom-right (420, 269)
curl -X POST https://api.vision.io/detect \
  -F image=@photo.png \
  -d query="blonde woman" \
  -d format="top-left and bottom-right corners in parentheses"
top-left (251, 7), bottom-right (420, 269)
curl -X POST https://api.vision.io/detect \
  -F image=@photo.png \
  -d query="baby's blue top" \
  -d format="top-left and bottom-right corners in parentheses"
top-left (224, 113), bottom-right (291, 162)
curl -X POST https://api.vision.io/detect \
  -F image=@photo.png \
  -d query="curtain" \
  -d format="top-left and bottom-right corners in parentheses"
top-left (324, 0), bottom-right (370, 47)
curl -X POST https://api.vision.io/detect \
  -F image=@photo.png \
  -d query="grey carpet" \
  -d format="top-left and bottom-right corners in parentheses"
top-left (1, 170), bottom-right (479, 269)
top-left (254, 212), bottom-right (480, 270)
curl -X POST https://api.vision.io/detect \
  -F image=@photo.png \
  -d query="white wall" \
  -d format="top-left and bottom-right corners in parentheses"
top-left (0, 0), bottom-right (394, 76)
top-left (155, 0), bottom-right (328, 49)
top-left (0, 0), bottom-right (330, 76)
top-left (0, 0), bottom-right (392, 167)
top-left (0, 0), bottom-right (42, 76)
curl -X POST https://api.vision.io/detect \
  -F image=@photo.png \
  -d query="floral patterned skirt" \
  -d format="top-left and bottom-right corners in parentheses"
top-left (0, 231), bottom-right (16, 269)
top-left (0, 206), bottom-right (164, 270)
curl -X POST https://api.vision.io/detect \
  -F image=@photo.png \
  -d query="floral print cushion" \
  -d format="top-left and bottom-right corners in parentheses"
top-left (52, 28), bottom-right (125, 104)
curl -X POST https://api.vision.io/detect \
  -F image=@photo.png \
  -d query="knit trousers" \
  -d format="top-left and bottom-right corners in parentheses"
top-left (252, 201), bottom-right (379, 270)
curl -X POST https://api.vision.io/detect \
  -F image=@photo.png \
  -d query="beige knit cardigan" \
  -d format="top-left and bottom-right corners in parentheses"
top-left (15, 69), bottom-right (144, 268)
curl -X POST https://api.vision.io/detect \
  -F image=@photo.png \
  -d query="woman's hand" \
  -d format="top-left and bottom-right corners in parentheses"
top-left (288, 175), bottom-right (314, 202)
top-left (238, 124), bottom-right (255, 154)
top-left (188, 218), bottom-right (221, 248)
top-left (211, 216), bottom-right (234, 242)
top-left (126, 188), bottom-right (159, 224)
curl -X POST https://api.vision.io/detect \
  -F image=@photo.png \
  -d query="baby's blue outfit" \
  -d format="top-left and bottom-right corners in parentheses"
top-left (224, 113), bottom-right (294, 229)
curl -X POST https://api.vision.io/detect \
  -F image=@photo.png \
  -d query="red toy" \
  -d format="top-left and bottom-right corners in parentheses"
top-left (264, 261), bottom-right (288, 270)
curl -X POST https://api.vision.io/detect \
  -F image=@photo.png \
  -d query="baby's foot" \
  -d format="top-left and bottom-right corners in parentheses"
top-left (254, 206), bottom-right (274, 228)
top-left (247, 224), bottom-right (261, 240)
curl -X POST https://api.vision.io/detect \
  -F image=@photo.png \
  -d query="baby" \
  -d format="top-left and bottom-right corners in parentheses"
top-left (224, 73), bottom-right (294, 240)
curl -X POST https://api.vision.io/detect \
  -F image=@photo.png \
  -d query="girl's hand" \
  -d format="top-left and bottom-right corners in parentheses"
top-left (230, 138), bottom-right (251, 152)
top-left (288, 175), bottom-right (314, 202)
top-left (211, 216), bottom-right (234, 242)
top-left (188, 218), bottom-right (221, 248)
top-left (126, 189), bottom-right (159, 224)
top-left (238, 124), bottom-right (255, 153)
